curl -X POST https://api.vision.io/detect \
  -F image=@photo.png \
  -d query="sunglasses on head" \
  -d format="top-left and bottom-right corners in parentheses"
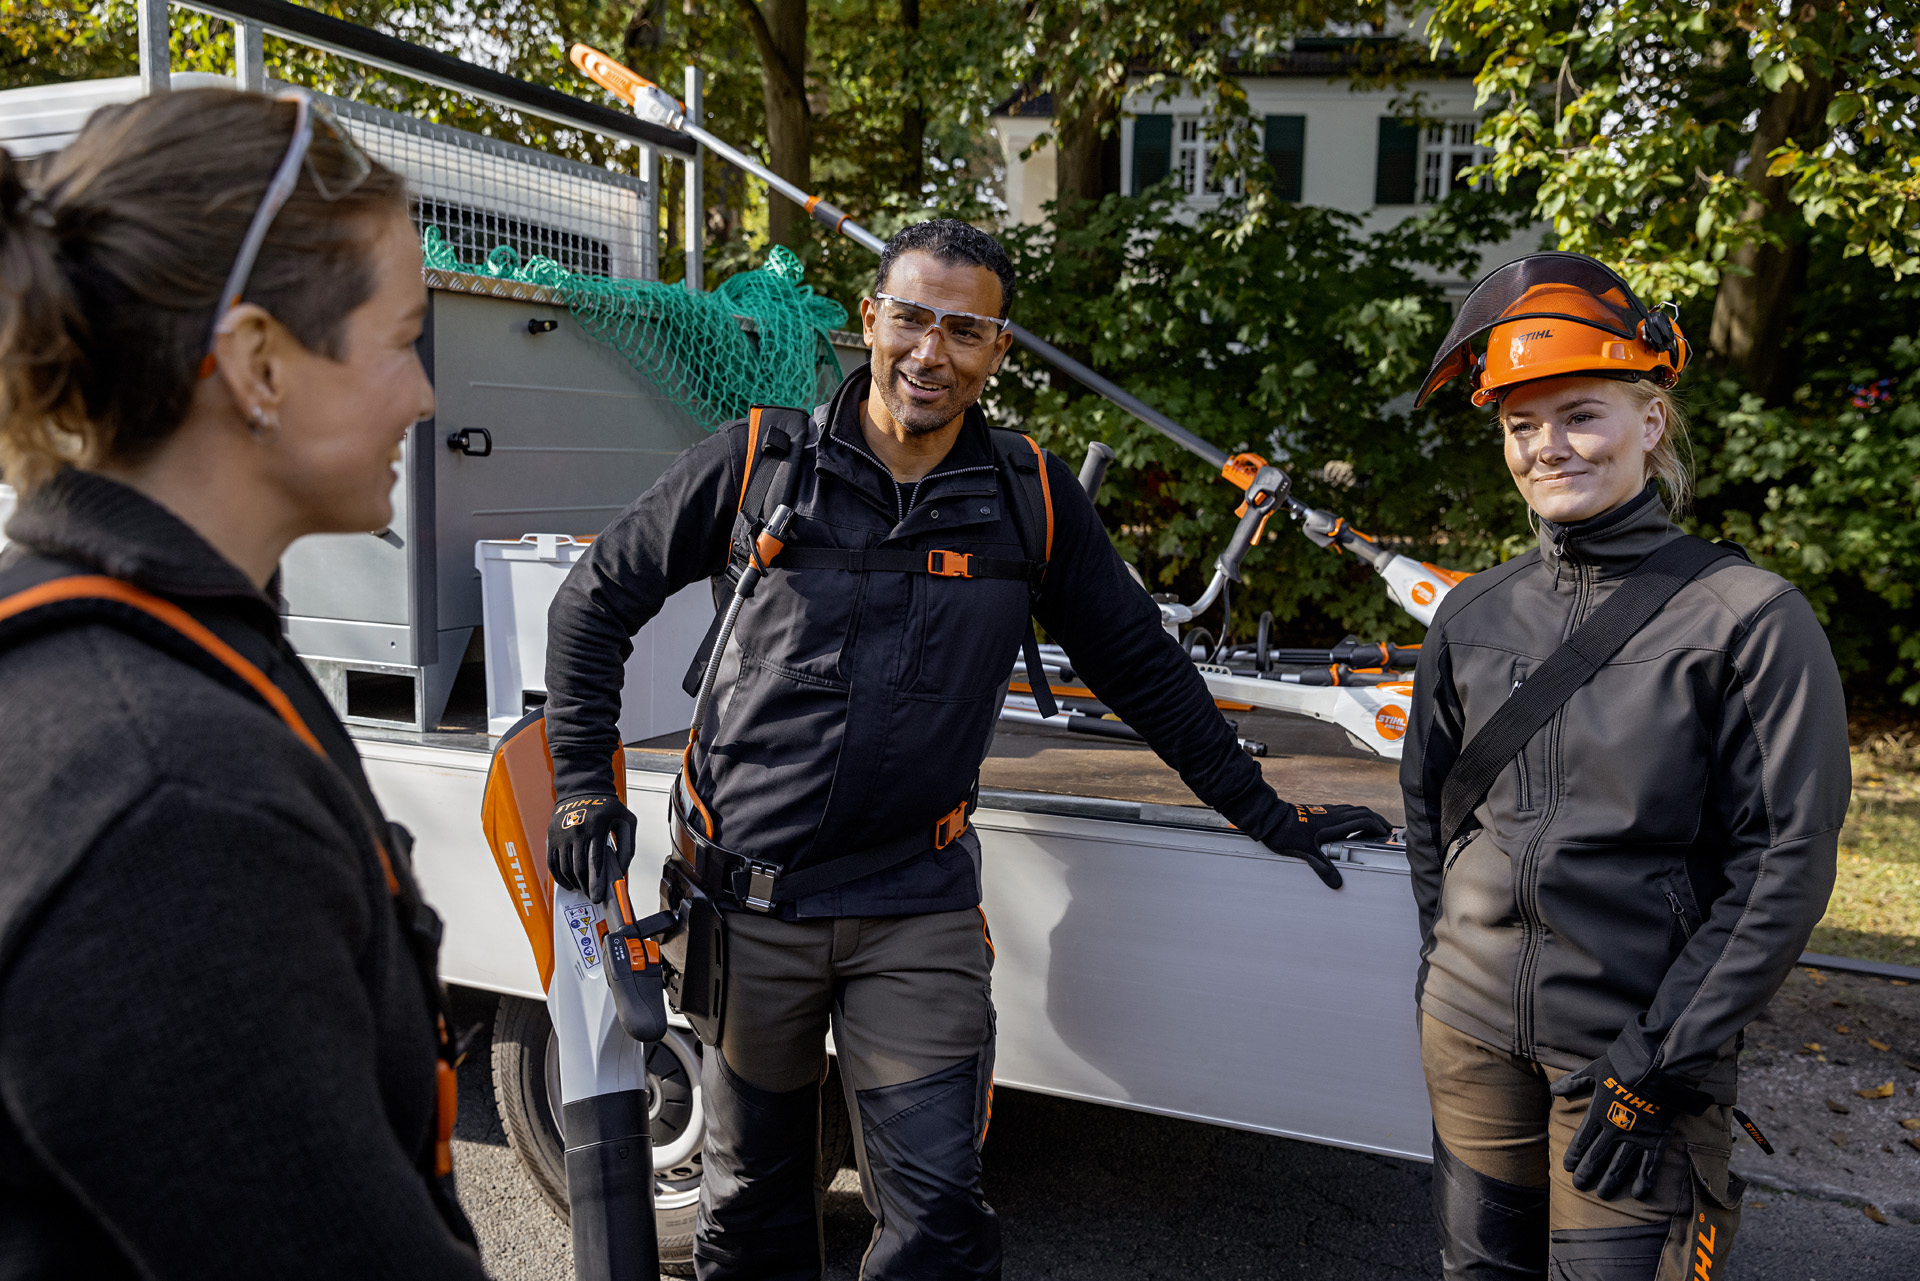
top-left (200, 90), bottom-right (375, 376)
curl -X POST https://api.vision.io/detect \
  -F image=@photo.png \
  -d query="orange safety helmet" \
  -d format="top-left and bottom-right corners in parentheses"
top-left (1415, 252), bottom-right (1689, 407)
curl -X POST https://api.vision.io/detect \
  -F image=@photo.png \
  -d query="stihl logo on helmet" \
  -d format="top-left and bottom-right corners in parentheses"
top-left (1415, 252), bottom-right (1690, 408)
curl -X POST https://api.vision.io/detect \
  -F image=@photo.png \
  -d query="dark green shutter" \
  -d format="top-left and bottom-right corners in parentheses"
top-left (1375, 118), bottom-right (1419, 205)
top-left (1132, 115), bottom-right (1173, 192)
top-left (1263, 115), bottom-right (1305, 202)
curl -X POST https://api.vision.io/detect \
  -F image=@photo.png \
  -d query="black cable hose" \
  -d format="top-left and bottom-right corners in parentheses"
top-left (1256, 611), bottom-right (1274, 672)
top-left (1182, 629), bottom-right (1215, 661)
top-left (1213, 579), bottom-right (1231, 663)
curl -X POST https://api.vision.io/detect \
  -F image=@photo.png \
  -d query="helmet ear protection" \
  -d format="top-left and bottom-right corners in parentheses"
top-left (1416, 253), bottom-right (1688, 408)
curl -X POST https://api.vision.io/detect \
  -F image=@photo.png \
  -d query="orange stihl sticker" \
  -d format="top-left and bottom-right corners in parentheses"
top-left (1410, 581), bottom-right (1436, 606)
top-left (1375, 705), bottom-right (1407, 741)
top-left (1607, 1101), bottom-right (1638, 1130)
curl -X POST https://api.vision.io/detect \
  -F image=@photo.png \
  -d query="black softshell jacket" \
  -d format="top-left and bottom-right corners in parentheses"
top-left (1401, 486), bottom-right (1850, 1100)
top-left (0, 470), bottom-right (485, 1280)
top-left (545, 367), bottom-right (1290, 914)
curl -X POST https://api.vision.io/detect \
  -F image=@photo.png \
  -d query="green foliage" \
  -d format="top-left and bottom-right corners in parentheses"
top-left (1425, 0), bottom-right (1920, 297)
top-left (992, 186), bottom-right (1535, 646)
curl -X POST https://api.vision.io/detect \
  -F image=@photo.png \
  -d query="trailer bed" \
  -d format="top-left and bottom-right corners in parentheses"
top-left (352, 694), bottom-right (1430, 1161)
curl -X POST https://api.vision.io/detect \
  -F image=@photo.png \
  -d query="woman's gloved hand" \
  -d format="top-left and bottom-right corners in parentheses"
top-left (1552, 1053), bottom-right (1710, 1200)
top-left (1263, 803), bottom-right (1394, 890)
top-left (547, 793), bottom-right (637, 904)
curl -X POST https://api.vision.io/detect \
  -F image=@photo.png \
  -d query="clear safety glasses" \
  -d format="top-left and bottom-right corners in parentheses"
top-left (872, 292), bottom-right (1009, 352)
top-left (202, 91), bottom-right (374, 371)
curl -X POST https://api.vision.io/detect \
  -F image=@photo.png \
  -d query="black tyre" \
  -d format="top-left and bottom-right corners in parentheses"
top-left (490, 995), bottom-right (854, 1275)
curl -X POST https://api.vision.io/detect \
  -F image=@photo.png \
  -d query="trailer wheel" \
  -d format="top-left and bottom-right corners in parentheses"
top-left (489, 994), bottom-right (852, 1276)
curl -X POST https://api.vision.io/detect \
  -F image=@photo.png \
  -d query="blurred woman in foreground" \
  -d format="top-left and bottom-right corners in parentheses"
top-left (0, 89), bottom-right (487, 1278)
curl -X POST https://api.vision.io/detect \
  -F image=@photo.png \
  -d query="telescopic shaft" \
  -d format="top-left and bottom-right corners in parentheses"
top-left (567, 43), bottom-right (1235, 475)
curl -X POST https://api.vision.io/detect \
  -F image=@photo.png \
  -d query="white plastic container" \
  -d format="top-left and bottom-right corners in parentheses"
top-left (476, 534), bottom-right (713, 740)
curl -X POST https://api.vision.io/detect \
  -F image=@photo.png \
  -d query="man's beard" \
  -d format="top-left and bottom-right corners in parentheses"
top-left (875, 355), bottom-right (979, 435)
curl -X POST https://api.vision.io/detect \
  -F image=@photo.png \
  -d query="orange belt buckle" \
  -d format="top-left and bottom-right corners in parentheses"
top-left (927, 550), bottom-right (972, 578)
top-left (934, 802), bottom-right (969, 849)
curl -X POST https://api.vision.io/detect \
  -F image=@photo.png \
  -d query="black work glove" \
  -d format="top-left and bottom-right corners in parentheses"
top-left (1552, 1052), bottom-right (1710, 1201)
top-left (1263, 803), bottom-right (1393, 890)
top-left (547, 793), bottom-right (637, 904)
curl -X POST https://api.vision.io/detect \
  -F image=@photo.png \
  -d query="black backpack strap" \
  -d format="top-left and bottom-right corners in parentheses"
top-left (989, 428), bottom-right (1058, 718)
top-left (772, 546), bottom-right (1036, 581)
top-left (682, 405), bottom-right (808, 697)
top-left (1438, 536), bottom-right (1743, 853)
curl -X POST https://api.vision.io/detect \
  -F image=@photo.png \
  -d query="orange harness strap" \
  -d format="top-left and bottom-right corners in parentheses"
top-left (0, 575), bottom-right (455, 1172)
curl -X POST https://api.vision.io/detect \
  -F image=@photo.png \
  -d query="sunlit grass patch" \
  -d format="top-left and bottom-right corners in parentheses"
top-left (1811, 735), bottom-right (1920, 968)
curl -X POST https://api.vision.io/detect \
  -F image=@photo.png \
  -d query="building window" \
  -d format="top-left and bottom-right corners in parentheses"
top-left (1263, 115), bottom-right (1305, 202)
top-left (1171, 117), bottom-right (1240, 197)
top-left (1423, 120), bottom-right (1489, 201)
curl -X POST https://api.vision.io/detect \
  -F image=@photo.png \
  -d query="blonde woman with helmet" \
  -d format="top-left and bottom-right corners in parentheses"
top-left (0, 90), bottom-right (487, 1278)
top-left (1399, 252), bottom-right (1849, 1280)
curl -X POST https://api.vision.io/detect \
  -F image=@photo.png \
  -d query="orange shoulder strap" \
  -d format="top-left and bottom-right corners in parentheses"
top-left (0, 574), bottom-right (400, 892)
top-left (1021, 434), bottom-right (1054, 565)
top-left (737, 405), bottom-right (766, 516)
top-left (0, 575), bottom-right (325, 755)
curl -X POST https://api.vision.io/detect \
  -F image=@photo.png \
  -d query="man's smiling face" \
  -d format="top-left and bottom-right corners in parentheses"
top-left (860, 249), bottom-right (1011, 435)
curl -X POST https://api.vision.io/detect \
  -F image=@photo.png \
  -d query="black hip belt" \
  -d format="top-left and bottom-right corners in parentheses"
top-left (667, 777), bottom-right (972, 912)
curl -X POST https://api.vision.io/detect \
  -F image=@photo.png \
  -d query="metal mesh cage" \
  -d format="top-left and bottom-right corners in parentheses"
top-left (310, 87), bottom-right (657, 282)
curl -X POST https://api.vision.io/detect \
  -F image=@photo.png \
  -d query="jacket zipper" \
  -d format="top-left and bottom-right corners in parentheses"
top-left (1666, 891), bottom-right (1698, 938)
top-left (1512, 539), bottom-right (1589, 1059)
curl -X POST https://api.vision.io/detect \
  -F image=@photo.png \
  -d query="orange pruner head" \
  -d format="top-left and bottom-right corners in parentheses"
top-left (569, 44), bottom-right (685, 131)
top-left (1416, 252), bottom-right (1689, 408)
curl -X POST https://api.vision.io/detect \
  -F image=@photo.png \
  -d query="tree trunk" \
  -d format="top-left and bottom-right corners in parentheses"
top-left (1053, 91), bottom-right (1118, 227)
top-left (900, 0), bottom-right (923, 199)
top-left (1708, 64), bottom-right (1833, 401)
top-left (735, 0), bottom-right (811, 246)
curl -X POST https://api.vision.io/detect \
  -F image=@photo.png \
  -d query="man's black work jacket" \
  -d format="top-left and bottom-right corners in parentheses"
top-left (546, 367), bottom-right (1290, 917)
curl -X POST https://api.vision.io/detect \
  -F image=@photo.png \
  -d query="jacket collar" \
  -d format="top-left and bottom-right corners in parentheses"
top-left (1536, 482), bottom-right (1677, 582)
top-left (816, 366), bottom-right (999, 523)
top-left (7, 467), bottom-right (281, 623)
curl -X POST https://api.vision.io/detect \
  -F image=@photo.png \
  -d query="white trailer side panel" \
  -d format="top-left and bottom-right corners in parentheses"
top-left (357, 740), bottom-right (1432, 1160)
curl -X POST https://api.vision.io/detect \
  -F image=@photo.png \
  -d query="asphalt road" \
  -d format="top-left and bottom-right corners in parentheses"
top-left (448, 990), bottom-right (1918, 1281)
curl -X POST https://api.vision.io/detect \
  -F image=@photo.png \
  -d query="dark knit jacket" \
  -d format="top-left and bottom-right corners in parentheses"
top-left (0, 470), bottom-right (486, 1280)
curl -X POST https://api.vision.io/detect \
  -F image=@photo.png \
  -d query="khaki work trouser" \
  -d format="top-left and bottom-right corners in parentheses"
top-left (1421, 1014), bottom-right (1745, 1281)
top-left (693, 907), bottom-right (999, 1281)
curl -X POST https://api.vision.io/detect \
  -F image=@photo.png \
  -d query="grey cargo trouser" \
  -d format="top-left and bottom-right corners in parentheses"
top-left (1422, 1015), bottom-right (1745, 1281)
top-left (693, 907), bottom-right (1000, 1281)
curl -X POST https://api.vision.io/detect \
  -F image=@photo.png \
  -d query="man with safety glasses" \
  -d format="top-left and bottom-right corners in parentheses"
top-left (542, 218), bottom-right (1390, 1280)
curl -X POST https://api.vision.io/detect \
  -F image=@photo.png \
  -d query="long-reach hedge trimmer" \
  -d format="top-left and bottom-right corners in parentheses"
top-left (566, 44), bottom-right (1461, 758)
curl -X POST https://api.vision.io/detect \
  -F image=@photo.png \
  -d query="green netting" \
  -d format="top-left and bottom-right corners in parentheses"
top-left (421, 230), bottom-right (849, 429)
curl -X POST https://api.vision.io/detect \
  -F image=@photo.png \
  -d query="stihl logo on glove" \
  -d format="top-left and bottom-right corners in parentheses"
top-left (1601, 1076), bottom-right (1659, 1131)
top-left (557, 797), bottom-right (605, 830)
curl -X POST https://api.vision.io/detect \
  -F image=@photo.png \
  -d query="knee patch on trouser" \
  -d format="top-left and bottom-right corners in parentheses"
top-left (1550, 1141), bottom-right (1745, 1281)
top-left (1432, 1130), bottom-right (1549, 1280)
top-left (694, 1052), bottom-right (824, 1281)
top-left (854, 1057), bottom-right (1001, 1281)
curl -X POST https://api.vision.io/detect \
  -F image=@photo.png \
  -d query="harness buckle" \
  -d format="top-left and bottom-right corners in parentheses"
top-left (934, 802), bottom-right (969, 850)
top-left (927, 550), bottom-right (972, 578)
top-left (742, 861), bottom-right (780, 913)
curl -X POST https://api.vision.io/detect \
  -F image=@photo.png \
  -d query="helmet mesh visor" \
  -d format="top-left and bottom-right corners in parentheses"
top-left (1418, 253), bottom-right (1650, 405)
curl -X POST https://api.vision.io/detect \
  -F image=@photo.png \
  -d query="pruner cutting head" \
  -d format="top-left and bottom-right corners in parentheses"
top-left (569, 43), bottom-right (686, 132)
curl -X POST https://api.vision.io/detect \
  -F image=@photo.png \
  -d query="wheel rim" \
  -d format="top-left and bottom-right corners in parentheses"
top-left (545, 1024), bottom-right (705, 1211)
